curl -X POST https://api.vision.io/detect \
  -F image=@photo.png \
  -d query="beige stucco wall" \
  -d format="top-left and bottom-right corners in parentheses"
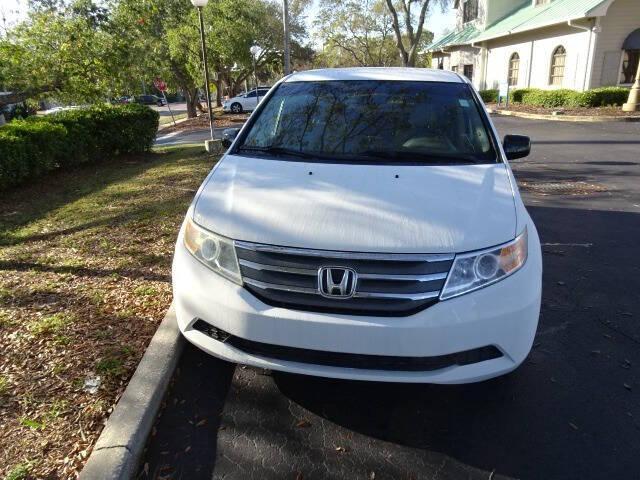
top-left (439, 0), bottom-right (639, 91)
top-left (590, 0), bottom-right (640, 87)
top-left (483, 21), bottom-right (594, 91)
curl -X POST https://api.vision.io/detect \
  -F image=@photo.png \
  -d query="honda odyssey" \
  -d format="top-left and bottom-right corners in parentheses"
top-left (172, 67), bottom-right (542, 383)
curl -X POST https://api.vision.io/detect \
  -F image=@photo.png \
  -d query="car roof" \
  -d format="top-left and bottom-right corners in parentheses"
top-left (283, 67), bottom-right (464, 83)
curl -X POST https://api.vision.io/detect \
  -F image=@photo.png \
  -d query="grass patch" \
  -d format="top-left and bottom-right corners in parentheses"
top-left (95, 357), bottom-right (125, 377)
top-left (133, 285), bottom-right (158, 296)
top-left (29, 313), bottom-right (73, 336)
top-left (0, 375), bottom-right (9, 395)
top-left (19, 417), bottom-right (46, 430)
top-left (5, 462), bottom-right (34, 480)
top-left (0, 144), bottom-right (216, 478)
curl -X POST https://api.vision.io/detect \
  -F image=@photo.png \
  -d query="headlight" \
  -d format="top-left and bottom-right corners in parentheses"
top-left (183, 216), bottom-right (242, 285)
top-left (440, 228), bottom-right (528, 300)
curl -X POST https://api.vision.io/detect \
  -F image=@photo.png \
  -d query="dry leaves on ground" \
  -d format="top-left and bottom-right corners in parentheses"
top-left (0, 145), bottom-right (215, 479)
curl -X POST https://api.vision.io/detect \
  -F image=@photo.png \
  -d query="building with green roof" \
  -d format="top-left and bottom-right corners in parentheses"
top-left (426, 0), bottom-right (639, 92)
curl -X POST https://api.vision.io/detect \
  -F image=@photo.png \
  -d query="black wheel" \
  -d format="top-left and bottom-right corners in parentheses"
top-left (230, 102), bottom-right (243, 114)
top-left (157, 101), bottom-right (164, 106)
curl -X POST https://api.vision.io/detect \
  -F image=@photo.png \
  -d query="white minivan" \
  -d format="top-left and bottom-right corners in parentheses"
top-left (173, 68), bottom-right (542, 384)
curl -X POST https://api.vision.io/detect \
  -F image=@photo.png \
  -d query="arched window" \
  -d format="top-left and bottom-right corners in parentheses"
top-left (508, 53), bottom-right (520, 86)
top-left (621, 28), bottom-right (640, 84)
top-left (549, 46), bottom-right (566, 86)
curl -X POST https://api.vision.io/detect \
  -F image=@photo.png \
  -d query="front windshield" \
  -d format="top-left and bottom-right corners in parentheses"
top-left (236, 80), bottom-right (497, 164)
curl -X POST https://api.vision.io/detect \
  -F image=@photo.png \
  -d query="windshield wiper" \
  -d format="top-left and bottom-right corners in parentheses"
top-left (358, 150), bottom-right (480, 164)
top-left (237, 145), bottom-right (325, 160)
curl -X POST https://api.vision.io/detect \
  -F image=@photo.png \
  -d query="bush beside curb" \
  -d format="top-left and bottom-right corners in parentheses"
top-left (487, 107), bottom-right (640, 122)
top-left (0, 104), bottom-right (159, 190)
top-left (479, 87), bottom-right (630, 109)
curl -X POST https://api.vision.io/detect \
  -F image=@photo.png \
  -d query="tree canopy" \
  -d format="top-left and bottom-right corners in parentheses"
top-left (0, 0), bottom-right (448, 113)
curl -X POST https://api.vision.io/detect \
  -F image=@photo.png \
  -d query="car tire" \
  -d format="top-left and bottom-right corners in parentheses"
top-left (230, 102), bottom-right (243, 114)
top-left (157, 101), bottom-right (163, 107)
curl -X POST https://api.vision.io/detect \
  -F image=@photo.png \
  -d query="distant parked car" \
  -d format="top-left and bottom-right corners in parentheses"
top-left (136, 95), bottom-right (166, 106)
top-left (113, 96), bottom-right (134, 104)
top-left (222, 87), bottom-right (271, 113)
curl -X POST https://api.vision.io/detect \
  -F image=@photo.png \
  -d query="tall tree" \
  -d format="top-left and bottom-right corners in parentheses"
top-left (314, 0), bottom-right (433, 68)
top-left (384, 0), bottom-right (447, 67)
top-left (315, 0), bottom-right (397, 67)
top-left (0, 1), bottom-right (114, 108)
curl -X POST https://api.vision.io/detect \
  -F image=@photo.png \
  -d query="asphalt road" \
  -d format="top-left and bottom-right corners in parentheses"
top-left (139, 116), bottom-right (640, 480)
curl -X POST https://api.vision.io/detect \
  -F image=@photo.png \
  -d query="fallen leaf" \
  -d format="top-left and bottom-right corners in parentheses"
top-left (196, 419), bottom-right (207, 427)
top-left (296, 420), bottom-right (312, 428)
top-left (335, 446), bottom-right (348, 453)
top-left (295, 473), bottom-right (304, 480)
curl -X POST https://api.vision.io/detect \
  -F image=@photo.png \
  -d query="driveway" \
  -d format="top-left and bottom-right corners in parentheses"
top-left (140, 117), bottom-right (640, 480)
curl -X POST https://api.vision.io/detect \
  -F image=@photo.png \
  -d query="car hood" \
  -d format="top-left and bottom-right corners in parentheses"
top-left (193, 154), bottom-right (517, 253)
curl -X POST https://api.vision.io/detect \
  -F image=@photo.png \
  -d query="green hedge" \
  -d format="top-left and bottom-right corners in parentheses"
top-left (521, 88), bottom-right (579, 108)
top-left (479, 86), bottom-right (630, 108)
top-left (573, 87), bottom-right (630, 107)
top-left (479, 89), bottom-right (498, 103)
top-left (0, 104), bottom-right (159, 190)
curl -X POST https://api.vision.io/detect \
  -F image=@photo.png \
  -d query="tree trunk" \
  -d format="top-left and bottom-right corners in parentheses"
top-left (185, 88), bottom-right (200, 118)
top-left (216, 77), bottom-right (223, 107)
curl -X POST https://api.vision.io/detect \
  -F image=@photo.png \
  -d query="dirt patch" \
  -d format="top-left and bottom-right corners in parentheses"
top-left (487, 103), bottom-right (640, 118)
top-left (0, 146), bottom-right (214, 479)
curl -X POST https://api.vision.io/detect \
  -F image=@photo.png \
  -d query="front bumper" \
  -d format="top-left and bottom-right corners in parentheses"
top-left (172, 227), bottom-right (542, 384)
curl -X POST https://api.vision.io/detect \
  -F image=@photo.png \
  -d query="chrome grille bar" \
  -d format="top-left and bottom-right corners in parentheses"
top-left (239, 259), bottom-right (316, 276)
top-left (236, 241), bottom-right (454, 262)
top-left (243, 278), bottom-right (440, 301)
top-left (239, 258), bottom-right (448, 282)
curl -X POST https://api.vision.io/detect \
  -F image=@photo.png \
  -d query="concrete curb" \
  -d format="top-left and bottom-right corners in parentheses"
top-left (80, 304), bottom-right (184, 480)
top-left (487, 108), bottom-right (640, 122)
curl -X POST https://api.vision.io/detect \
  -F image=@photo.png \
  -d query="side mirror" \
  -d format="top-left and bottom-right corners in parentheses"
top-left (503, 134), bottom-right (531, 160)
top-left (221, 128), bottom-right (241, 148)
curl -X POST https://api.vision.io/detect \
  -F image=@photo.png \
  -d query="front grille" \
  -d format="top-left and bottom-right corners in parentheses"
top-left (192, 319), bottom-right (503, 371)
top-left (235, 241), bottom-right (453, 316)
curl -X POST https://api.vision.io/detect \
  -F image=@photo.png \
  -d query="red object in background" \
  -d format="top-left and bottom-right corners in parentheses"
top-left (154, 78), bottom-right (167, 92)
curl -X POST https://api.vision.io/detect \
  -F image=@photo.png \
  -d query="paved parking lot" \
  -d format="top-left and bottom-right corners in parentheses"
top-left (140, 117), bottom-right (640, 480)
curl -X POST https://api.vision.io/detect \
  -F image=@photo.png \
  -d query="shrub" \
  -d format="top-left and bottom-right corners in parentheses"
top-left (479, 89), bottom-right (498, 103)
top-left (521, 88), bottom-right (581, 108)
top-left (510, 88), bottom-right (536, 103)
top-left (0, 121), bottom-right (67, 189)
top-left (573, 87), bottom-right (630, 107)
top-left (0, 104), bottom-right (159, 190)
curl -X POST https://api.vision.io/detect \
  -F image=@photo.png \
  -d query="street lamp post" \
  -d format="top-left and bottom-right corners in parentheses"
top-left (282, 0), bottom-right (291, 75)
top-left (191, 0), bottom-right (215, 147)
top-left (250, 45), bottom-right (260, 105)
top-left (622, 59), bottom-right (640, 112)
